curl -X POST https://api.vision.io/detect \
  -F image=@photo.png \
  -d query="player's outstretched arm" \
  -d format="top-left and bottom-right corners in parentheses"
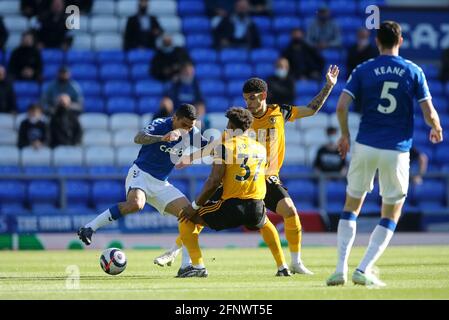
top-left (196, 161), bottom-right (226, 206)
top-left (336, 91), bottom-right (353, 159)
top-left (419, 99), bottom-right (443, 144)
top-left (289, 65), bottom-right (340, 119)
top-left (134, 129), bottom-right (183, 145)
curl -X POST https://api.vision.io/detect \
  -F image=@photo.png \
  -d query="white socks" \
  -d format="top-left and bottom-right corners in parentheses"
top-left (181, 245), bottom-right (192, 268)
top-left (335, 212), bottom-right (357, 274)
top-left (290, 252), bottom-right (302, 265)
top-left (85, 209), bottom-right (114, 231)
top-left (357, 219), bottom-right (396, 273)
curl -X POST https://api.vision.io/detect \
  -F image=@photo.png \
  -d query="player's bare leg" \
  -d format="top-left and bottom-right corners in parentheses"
top-left (78, 188), bottom-right (146, 245)
top-left (275, 197), bottom-right (313, 274)
top-left (353, 199), bottom-right (403, 287)
top-left (327, 193), bottom-right (364, 286)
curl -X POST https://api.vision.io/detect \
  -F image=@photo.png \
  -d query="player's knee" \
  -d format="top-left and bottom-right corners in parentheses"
top-left (276, 198), bottom-right (297, 218)
top-left (125, 198), bottom-right (145, 213)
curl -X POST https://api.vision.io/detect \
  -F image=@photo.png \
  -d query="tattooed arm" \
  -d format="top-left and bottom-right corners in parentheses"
top-left (287, 65), bottom-right (340, 120)
top-left (134, 129), bottom-right (182, 145)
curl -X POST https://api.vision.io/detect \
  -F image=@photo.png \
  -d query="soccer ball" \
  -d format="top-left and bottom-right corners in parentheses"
top-left (100, 248), bottom-right (127, 275)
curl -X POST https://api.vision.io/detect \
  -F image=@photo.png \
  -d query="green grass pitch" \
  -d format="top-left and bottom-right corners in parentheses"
top-left (1, 246), bottom-right (449, 299)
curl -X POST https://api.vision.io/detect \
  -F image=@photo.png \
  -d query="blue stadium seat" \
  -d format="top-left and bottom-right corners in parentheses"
top-left (295, 80), bottom-right (319, 95)
top-left (31, 204), bottom-right (62, 215)
top-left (178, 1), bottom-right (205, 16)
top-left (0, 180), bottom-right (27, 204)
top-left (186, 34), bottom-right (213, 48)
top-left (254, 63), bottom-right (273, 79)
top-left (329, 0), bottom-right (356, 15)
top-left (326, 181), bottom-right (346, 202)
top-left (17, 97), bottom-right (35, 112)
top-left (66, 180), bottom-right (90, 206)
top-left (84, 97), bottom-right (106, 113)
top-left (23, 166), bottom-right (55, 176)
top-left (273, 17), bottom-right (301, 33)
top-left (79, 80), bottom-right (102, 97)
top-left (64, 204), bottom-right (96, 215)
top-left (435, 146), bottom-right (449, 165)
top-left (322, 49), bottom-right (343, 63)
top-left (231, 96), bottom-right (245, 106)
top-left (66, 50), bottom-right (96, 64)
top-left (131, 63), bottom-right (151, 81)
top-left (199, 80), bottom-right (226, 96)
top-left (91, 181), bottom-right (125, 204)
top-left (227, 80), bottom-right (245, 96)
top-left (97, 50), bottom-right (126, 63)
top-left (41, 49), bottom-right (64, 64)
top-left (0, 166), bottom-right (21, 175)
top-left (196, 63), bottom-right (222, 80)
top-left (298, 1), bottom-right (326, 15)
top-left (127, 49), bottom-right (154, 64)
top-left (106, 97), bottom-right (136, 114)
top-left (276, 34), bottom-right (291, 49)
top-left (28, 180), bottom-right (59, 205)
top-left (280, 165), bottom-right (313, 175)
top-left (336, 17), bottom-right (364, 33)
top-left (260, 34), bottom-right (276, 48)
top-left (413, 180), bottom-right (446, 206)
top-left (43, 63), bottom-right (62, 80)
top-left (137, 97), bottom-right (161, 114)
top-left (182, 17), bottom-right (210, 33)
top-left (134, 80), bottom-right (165, 96)
top-left (56, 166), bottom-right (88, 176)
top-left (285, 180), bottom-right (317, 205)
top-left (428, 81), bottom-right (444, 96)
top-left (191, 49), bottom-right (217, 63)
top-left (273, 1), bottom-right (297, 15)
top-left (100, 64), bottom-right (129, 81)
top-left (0, 203), bottom-right (29, 215)
top-left (88, 166), bottom-right (119, 176)
top-left (365, 183), bottom-right (380, 205)
top-left (250, 48), bottom-right (279, 63)
top-left (14, 81), bottom-right (40, 98)
top-left (420, 64), bottom-right (439, 80)
top-left (252, 16), bottom-right (271, 33)
top-left (432, 97), bottom-right (448, 114)
top-left (103, 81), bottom-right (133, 97)
top-left (205, 97), bottom-right (229, 112)
top-left (219, 49), bottom-right (249, 63)
top-left (223, 63), bottom-right (252, 80)
top-left (70, 63), bottom-right (98, 81)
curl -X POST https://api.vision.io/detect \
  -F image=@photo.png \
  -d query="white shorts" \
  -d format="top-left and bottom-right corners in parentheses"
top-left (346, 143), bottom-right (410, 204)
top-left (125, 164), bottom-right (186, 215)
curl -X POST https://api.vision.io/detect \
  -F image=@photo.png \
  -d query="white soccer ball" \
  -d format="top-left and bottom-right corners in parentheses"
top-left (100, 248), bottom-right (127, 275)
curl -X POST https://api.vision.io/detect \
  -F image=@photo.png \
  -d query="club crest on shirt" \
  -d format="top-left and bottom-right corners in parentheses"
top-left (269, 116), bottom-right (276, 124)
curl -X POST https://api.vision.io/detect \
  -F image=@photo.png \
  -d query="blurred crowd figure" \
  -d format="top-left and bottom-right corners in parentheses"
top-left (0, 66), bottom-right (17, 114)
top-left (150, 34), bottom-right (192, 81)
top-left (282, 28), bottom-right (324, 81)
top-left (8, 31), bottom-right (43, 81)
top-left (313, 127), bottom-right (347, 175)
top-left (306, 6), bottom-right (342, 50)
top-left (346, 28), bottom-right (377, 77)
top-left (153, 96), bottom-right (174, 120)
top-left (267, 57), bottom-right (295, 105)
top-left (124, 0), bottom-right (164, 50)
top-left (18, 103), bottom-right (48, 149)
top-left (212, 0), bottom-right (261, 49)
top-left (41, 66), bottom-right (83, 113)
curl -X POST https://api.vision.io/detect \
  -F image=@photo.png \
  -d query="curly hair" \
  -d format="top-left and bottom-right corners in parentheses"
top-left (225, 107), bottom-right (254, 132)
top-left (242, 77), bottom-right (267, 94)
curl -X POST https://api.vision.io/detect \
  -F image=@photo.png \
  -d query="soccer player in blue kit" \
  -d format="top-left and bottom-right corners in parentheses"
top-left (327, 21), bottom-right (443, 286)
top-left (78, 104), bottom-right (209, 245)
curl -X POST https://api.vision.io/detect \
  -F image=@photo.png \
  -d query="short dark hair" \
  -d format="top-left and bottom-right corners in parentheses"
top-left (27, 103), bottom-right (42, 112)
top-left (175, 103), bottom-right (197, 120)
top-left (242, 77), bottom-right (267, 94)
top-left (377, 21), bottom-right (401, 49)
top-left (326, 126), bottom-right (337, 135)
top-left (226, 107), bottom-right (253, 132)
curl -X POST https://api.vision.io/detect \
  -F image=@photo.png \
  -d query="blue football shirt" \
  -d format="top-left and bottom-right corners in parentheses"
top-left (344, 55), bottom-right (431, 152)
top-left (133, 117), bottom-right (208, 181)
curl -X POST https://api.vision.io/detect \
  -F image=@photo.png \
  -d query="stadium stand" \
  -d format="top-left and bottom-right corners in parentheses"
top-left (0, 0), bottom-right (447, 221)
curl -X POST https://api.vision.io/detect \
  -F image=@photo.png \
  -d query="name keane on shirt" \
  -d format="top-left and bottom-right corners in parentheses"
top-left (374, 66), bottom-right (405, 77)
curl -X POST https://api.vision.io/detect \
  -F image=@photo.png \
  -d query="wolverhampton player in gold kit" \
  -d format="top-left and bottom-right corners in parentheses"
top-left (155, 65), bottom-right (339, 274)
top-left (177, 107), bottom-right (290, 277)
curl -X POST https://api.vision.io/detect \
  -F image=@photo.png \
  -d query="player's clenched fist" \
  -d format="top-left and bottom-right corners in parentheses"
top-left (162, 129), bottom-right (183, 142)
top-left (429, 127), bottom-right (443, 144)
